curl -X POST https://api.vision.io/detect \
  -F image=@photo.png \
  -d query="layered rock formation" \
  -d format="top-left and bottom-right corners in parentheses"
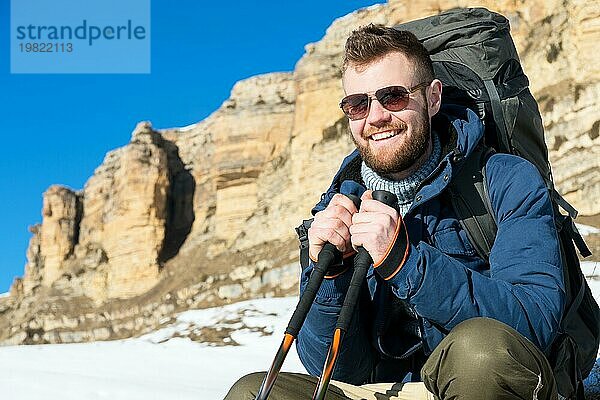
top-left (1, 0), bottom-right (598, 344)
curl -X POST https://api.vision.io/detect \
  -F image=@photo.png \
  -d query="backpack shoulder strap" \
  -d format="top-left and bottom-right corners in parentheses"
top-left (482, 80), bottom-right (511, 153)
top-left (447, 145), bottom-right (497, 261)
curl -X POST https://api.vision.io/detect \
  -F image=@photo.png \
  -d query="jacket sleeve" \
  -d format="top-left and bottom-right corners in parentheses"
top-left (295, 258), bottom-right (375, 384)
top-left (386, 154), bottom-right (565, 353)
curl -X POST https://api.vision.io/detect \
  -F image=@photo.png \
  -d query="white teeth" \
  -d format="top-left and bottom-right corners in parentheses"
top-left (370, 131), bottom-right (398, 141)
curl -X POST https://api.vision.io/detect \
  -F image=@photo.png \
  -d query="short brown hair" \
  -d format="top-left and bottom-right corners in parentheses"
top-left (342, 24), bottom-right (434, 83)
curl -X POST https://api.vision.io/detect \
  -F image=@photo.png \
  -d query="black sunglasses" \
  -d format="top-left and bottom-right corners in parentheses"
top-left (339, 82), bottom-right (430, 120)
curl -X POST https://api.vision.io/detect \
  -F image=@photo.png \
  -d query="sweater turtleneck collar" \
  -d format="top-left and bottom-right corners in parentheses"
top-left (361, 133), bottom-right (441, 216)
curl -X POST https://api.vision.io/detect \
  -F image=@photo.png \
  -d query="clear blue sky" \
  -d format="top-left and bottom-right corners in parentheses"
top-left (0, 1), bottom-right (383, 293)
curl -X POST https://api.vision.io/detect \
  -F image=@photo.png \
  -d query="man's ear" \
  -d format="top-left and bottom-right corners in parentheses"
top-left (427, 79), bottom-right (443, 118)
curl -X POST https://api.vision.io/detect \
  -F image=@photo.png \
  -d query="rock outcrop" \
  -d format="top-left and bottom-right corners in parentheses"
top-left (0, 0), bottom-right (598, 344)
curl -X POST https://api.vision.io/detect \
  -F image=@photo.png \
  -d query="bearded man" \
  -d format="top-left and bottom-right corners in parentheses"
top-left (225, 25), bottom-right (564, 400)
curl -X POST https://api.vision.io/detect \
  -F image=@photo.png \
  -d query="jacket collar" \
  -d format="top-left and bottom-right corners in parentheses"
top-left (434, 105), bottom-right (485, 162)
top-left (402, 106), bottom-right (485, 215)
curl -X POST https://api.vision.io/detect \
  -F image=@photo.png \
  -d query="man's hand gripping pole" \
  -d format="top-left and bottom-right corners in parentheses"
top-left (254, 194), bottom-right (362, 400)
top-left (312, 190), bottom-right (398, 400)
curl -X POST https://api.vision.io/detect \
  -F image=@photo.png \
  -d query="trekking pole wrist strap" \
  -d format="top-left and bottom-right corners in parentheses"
top-left (373, 219), bottom-right (410, 280)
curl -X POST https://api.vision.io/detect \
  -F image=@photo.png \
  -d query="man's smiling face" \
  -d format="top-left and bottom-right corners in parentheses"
top-left (342, 51), bottom-right (440, 179)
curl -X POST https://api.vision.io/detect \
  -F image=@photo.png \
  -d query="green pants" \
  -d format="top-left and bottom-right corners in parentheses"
top-left (224, 318), bottom-right (558, 400)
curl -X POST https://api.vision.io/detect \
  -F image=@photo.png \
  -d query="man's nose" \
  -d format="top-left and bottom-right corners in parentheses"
top-left (365, 98), bottom-right (391, 125)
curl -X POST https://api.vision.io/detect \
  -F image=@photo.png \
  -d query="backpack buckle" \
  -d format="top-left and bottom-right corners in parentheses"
top-left (295, 219), bottom-right (312, 248)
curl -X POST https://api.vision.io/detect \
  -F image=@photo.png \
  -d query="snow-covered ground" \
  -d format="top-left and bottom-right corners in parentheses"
top-left (582, 260), bottom-right (600, 300)
top-left (577, 223), bottom-right (600, 236)
top-left (0, 226), bottom-right (598, 399)
top-left (0, 298), bottom-right (307, 400)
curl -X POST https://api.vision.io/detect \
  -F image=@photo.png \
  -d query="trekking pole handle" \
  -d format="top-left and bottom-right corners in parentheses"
top-left (285, 193), bottom-right (361, 337)
top-left (312, 190), bottom-right (397, 400)
top-left (257, 193), bottom-right (362, 400)
top-left (372, 190), bottom-right (399, 212)
top-left (334, 190), bottom-right (397, 331)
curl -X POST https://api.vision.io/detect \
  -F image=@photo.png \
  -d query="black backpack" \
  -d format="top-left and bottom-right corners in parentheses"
top-left (396, 8), bottom-right (599, 399)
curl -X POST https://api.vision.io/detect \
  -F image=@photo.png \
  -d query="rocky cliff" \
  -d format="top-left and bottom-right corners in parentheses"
top-left (1, 0), bottom-right (598, 344)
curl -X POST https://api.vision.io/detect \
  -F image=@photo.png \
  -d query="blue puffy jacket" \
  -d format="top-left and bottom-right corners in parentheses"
top-left (296, 106), bottom-right (565, 384)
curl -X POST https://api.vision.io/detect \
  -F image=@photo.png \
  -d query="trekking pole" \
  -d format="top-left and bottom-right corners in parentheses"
top-left (312, 190), bottom-right (398, 400)
top-left (254, 194), bottom-right (362, 400)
